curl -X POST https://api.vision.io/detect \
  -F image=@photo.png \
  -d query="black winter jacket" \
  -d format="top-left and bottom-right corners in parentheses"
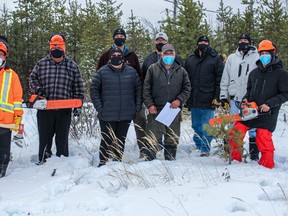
top-left (185, 47), bottom-right (224, 109)
top-left (143, 60), bottom-right (191, 110)
top-left (242, 57), bottom-right (288, 132)
top-left (90, 63), bottom-right (142, 122)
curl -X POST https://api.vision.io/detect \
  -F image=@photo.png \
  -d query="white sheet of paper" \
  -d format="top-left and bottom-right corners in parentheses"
top-left (155, 102), bottom-right (181, 127)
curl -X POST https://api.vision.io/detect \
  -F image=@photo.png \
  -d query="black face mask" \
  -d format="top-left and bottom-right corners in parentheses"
top-left (238, 42), bottom-right (250, 51)
top-left (114, 38), bottom-right (126, 46)
top-left (156, 43), bottom-right (165, 52)
top-left (51, 49), bottom-right (64, 58)
top-left (111, 56), bottom-right (123, 66)
top-left (198, 44), bottom-right (209, 52)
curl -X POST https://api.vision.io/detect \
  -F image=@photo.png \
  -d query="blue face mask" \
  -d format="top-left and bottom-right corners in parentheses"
top-left (163, 56), bottom-right (175, 65)
top-left (259, 54), bottom-right (271, 65)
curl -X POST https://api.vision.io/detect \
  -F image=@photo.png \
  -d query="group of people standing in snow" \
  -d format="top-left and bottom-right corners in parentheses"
top-left (0, 28), bottom-right (288, 178)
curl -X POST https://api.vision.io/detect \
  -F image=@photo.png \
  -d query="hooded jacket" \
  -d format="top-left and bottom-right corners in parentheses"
top-left (242, 57), bottom-right (288, 132)
top-left (220, 46), bottom-right (259, 101)
top-left (185, 47), bottom-right (224, 109)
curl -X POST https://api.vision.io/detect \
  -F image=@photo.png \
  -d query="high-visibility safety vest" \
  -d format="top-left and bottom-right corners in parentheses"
top-left (0, 68), bottom-right (23, 124)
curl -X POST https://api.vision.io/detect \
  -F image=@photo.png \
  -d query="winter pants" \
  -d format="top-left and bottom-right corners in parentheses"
top-left (37, 109), bottom-right (71, 162)
top-left (229, 122), bottom-right (275, 169)
top-left (0, 128), bottom-right (11, 176)
top-left (133, 105), bottom-right (147, 156)
top-left (144, 112), bottom-right (180, 160)
top-left (191, 108), bottom-right (214, 153)
top-left (99, 120), bottom-right (131, 165)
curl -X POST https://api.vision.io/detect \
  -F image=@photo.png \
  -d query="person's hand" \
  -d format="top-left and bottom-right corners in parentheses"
top-left (170, 99), bottom-right (181, 109)
top-left (221, 99), bottom-right (230, 111)
top-left (73, 108), bottom-right (81, 117)
top-left (11, 116), bottom-right (22, 131)
top-left (260, 104), bottom-right (270, 113)
top-left (148, 105), bottom-right (157, 114)
top-left (212, 99), bottom-right (221, 107)
top-left (37, 88), bottom-right (46, 98)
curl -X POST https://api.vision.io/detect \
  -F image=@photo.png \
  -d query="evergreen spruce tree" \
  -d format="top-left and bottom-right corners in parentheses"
top-left (96, 0), bottom-right (123, 51)
top-left (9, 0), bottom-right (57, 98)
top-left (256, 0), bottom-right (288, 69)
top-left (161, 0), bottom-right (208, 59)
top-left (125, 10), bottom-right (151, 62)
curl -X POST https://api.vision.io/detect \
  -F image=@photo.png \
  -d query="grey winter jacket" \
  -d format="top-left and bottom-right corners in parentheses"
top-left (220, 47), bottom-right (259, 102)
top-left (142, 51), bottom-right (183, 82)
top-left (90, 63), bottom-right (142, 122)
top-left (143, 60), bottom-right (191, 110)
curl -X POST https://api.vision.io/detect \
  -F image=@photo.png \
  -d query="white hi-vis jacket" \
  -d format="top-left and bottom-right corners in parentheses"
top-left (220, 47), bottom-right (259, 102)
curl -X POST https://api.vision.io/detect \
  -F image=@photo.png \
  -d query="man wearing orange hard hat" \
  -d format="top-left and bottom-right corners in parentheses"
top-left (228, 39), bottom-right (288, 169)
top-left (0, 36), bottom-right (23, 177)
top-left (29, 33), bottom-right (84, 165)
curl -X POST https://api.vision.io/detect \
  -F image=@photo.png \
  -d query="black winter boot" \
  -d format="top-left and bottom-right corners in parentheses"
top-left (249, 137), bottom-right (259, 161)
top-left (0, 154), bottom-right (9, 178)
top-left (164, 146), bottom-right (177, 161)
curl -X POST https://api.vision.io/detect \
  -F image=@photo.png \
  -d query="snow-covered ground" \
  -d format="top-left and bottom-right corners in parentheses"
top-left (1, 106), bottom-right (288, 216)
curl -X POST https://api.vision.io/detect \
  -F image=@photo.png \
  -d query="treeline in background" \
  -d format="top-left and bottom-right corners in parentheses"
top-left (0, 0), bottom-right (288, 99)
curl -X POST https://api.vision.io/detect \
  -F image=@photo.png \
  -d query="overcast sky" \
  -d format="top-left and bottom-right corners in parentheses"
top-left (1, 0), bottom-right (246, 27)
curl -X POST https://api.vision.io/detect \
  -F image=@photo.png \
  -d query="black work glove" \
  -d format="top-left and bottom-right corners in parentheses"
top-left (37, 88), bottom-right (46, 98)
top-left (73, 108), bottom-right (81, 117)
top-left (220, 99), bottom-right (230, 111)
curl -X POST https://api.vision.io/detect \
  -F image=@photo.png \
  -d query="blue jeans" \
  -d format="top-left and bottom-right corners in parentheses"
top-left (191, 108), bottom-right (214, 153)
top-left (230, 99), bottom-right (256, 138)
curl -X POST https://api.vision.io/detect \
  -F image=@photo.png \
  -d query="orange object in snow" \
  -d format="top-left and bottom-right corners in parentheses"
top-left (209, 102), bottom-right (259, 126)
top-left (29, 94), bottom-right (82, 110)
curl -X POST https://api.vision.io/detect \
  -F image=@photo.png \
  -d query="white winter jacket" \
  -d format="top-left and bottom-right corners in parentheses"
top-left (220, 47), bottom-right (259, 102)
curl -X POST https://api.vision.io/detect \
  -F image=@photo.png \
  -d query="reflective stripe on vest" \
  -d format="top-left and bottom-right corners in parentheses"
top-left (14, 102), bottom-right (22, 110)
top-left (0, 69), bottom-right (15, 113)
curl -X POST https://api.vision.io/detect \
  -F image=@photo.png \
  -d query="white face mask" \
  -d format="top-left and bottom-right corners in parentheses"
top-left (0, 58), bottom-right (4, 67)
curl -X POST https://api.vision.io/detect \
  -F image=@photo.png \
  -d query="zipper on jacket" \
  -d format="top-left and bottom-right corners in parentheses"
top-left (252, 79), bottom-right (258, 94)
top-left (246, 64), bottom-right (249, 75)
top-left (118, 72), bottom-right (122, 121)
top-left (261, 80), bottom-right (266, 95)
top-left (238, 65), bottom-right (242, 77)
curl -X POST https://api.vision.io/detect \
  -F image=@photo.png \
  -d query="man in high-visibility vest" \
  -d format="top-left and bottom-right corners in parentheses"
top-left (0, 36), bottom-right (23, 177)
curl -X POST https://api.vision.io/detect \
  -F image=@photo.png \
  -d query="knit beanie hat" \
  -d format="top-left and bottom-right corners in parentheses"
top-left (49, 34), bottom-right (66, 53)
top-left (239, 33), bottom-right (251, 44)
top-left (197, 35), bottom-right (209, 44)
top-left (113, 28), bottom-right (126, 39)
top-left (109, 47), bottom-right (123, 58)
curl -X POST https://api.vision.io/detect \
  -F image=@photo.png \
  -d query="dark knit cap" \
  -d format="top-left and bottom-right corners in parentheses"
top-left (109, 47), bottom-right (123, 57)
top-left (113, 28), bottom-right (126, 39)
top-left (197, 35), bottom-right (209, 44)
top-left (239, 33), bottom-right (251, 43)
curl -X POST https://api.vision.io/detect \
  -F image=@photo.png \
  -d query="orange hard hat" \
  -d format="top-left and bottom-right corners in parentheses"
top-left (0, 42), bottom-right (8, 56)
top-left (258, 40), bottom-right (276, 53)
top-left (49, 34), bottom-right (66, 53)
